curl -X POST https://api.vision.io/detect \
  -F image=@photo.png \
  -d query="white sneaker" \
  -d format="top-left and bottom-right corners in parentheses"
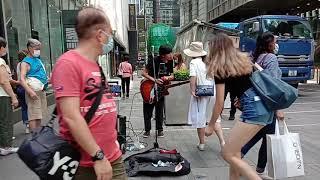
top-left (0, 147), bottom-right (19, 156)
top-left (197, 144), bottom-right (205, 151)
top-left (25, 127), bottom-right (30, 134)
top-left (257, 172), bottom-right (273, 180)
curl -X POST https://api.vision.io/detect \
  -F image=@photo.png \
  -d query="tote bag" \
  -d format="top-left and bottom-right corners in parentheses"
top-left (267, 120), bottom-right (305, 179)
top-left (250, 63), bottom-right (298, 110)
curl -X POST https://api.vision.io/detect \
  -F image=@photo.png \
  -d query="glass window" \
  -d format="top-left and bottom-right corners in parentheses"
top-left (30, 0), bottom-right (51, 72)
top-left (3, 0), bottom-right (31, 72)
top-left (244, 22), bottom-right (259, 39)
top-left (263, 19), bottom-right (312, 38)
top-left (48, 0), bottom-right (63, 65)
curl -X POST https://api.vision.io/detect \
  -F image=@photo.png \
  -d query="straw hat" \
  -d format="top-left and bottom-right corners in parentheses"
top-left (183, 42), bottom-right (207, 57)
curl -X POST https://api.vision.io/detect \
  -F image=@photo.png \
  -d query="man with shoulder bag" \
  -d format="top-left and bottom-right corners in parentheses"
top-left (50, 7), bottom-right (127, 180)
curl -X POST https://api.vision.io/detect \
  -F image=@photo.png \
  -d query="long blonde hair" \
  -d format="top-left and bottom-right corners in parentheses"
top-left (206, 33), bottom-right (252, 79)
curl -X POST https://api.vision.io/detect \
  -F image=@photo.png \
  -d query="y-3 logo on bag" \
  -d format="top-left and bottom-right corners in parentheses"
top-left (48, 152), bottom-right (79, 180)
top-left (293, 142), bottom-right (302, 170)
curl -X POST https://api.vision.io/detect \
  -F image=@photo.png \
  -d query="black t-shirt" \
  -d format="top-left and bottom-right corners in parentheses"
top-left (215, 74), bottom-right (252, 98)
top-left (146, 56), bottom-right (173, 79)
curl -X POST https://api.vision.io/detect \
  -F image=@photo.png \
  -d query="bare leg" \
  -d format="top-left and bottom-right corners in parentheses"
top-left (36, 119), bottom-right (41, 128)
top-left (29, 119), bottom-right (41, 131)
top-left (221, 120), bottom-right (263, 180)
top-left (213, 122), bottom-right (225, 148)
top-left (197, 128), bottom-right (205, 144)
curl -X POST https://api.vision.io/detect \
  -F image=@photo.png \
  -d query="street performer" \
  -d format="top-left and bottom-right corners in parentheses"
top-left (142, 45), bottom-right (174, 138)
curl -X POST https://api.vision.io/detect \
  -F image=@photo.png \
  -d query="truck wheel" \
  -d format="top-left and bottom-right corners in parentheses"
top-left (291, 83), bottom-right (299, 89)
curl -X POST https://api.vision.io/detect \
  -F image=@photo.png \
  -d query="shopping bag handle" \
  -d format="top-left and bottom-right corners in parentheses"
top-left (275, 119), bottom-right (290, 136)
top-left (275, 119), bottom-right (280, 136)
top-left (282, 120), bottom-right (290, 134)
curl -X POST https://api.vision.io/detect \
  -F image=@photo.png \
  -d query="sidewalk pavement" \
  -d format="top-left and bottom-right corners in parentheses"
top-left (0, 74), bottom-right (319, 179)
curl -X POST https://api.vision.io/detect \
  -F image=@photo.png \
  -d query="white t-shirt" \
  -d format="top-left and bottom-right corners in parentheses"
top-left (0, 58), bottom-right (11, 97)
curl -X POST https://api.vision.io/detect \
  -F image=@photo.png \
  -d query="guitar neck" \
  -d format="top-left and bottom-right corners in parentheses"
top-left (165, 80), bottom-right (190, 89)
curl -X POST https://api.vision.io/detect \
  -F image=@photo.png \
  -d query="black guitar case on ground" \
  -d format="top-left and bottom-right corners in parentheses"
top-left (124, 148), bottom-right (191, 177)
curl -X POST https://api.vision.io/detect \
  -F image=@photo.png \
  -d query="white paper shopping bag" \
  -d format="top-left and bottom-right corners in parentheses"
top-left (267, 120), bottom-right (304, 179)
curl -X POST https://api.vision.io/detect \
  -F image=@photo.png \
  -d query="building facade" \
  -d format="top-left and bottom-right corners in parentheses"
top-left (142, 0), bottom-right (180, 27)
top-left (0, 0), bottom-right (130, 79)
top-left (90, 0), bottom-right (130, 78)
top-left (180, 0), bottom-right (320, 25)
top-left (0, 0), bottom-right (86, 75)
top-left (180, 0), bottom-right (207, 27)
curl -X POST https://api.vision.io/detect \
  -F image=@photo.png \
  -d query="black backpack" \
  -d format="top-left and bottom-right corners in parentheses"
top-left (124, 148), bottom-right (191, 177)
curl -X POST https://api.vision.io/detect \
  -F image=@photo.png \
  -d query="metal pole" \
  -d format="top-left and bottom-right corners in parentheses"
top-left (144, 0), bottom-right (148, 65)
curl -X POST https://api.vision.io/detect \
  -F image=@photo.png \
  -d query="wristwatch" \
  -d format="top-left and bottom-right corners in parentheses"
top-left (92, 150), bottom-right (105, 162)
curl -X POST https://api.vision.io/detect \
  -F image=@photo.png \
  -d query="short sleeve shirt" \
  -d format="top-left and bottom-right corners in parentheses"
top-left (189, 58), bottom-right (214, 85)
top-left (0, 58), bottom-right (11, 97)
top-left (215, 74), bottom-right (252, 99)
top-left (146, 56), bottom-right (173, 78)
top-left (51, 50), bottom-right (122, 167)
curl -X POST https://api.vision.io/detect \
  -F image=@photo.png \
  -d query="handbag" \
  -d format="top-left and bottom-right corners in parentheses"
top-left (267, 120), bottom-right (304, 179)
top-left (250, 63), bottom-right (298, 110)
top-left (27, 77), bottom-right (44, 91)
top-left (18, 65), bottom-right (106, 180)
top-left (195, 85), bottom-right (214, 96)
top-left (193, 60), bottom-right (214, 97)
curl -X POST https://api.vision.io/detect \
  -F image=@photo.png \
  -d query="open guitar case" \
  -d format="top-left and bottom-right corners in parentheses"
top-left (124, 47), bottom-right (191, 177)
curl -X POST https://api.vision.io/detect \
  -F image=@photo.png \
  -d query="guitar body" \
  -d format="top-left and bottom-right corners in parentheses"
top-left (140, 79), bottom-right (169, 104)
top-left (140, 79), bottom-right (190, 104)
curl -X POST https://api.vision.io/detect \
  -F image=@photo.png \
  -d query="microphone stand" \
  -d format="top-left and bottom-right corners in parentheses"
top-left (151, 46), bottom-right (159, 149)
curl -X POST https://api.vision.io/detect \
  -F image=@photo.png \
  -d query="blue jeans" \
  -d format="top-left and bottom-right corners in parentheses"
top-left (241, 117), bottom-right (276, 170)
top-left (16, 85), bottom-right (28, 124)
top-left (240, 88), bottom-right (274, 126)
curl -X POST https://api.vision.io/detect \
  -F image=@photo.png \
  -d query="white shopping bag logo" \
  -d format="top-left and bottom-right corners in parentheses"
top-left (48, 151), bottom-right (79, 180)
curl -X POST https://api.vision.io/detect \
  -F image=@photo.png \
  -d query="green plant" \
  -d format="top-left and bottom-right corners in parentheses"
top-left (174, 70), bottom-right (190, 81)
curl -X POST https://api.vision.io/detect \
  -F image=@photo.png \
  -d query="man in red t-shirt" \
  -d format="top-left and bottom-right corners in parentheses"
top-left (51, 7), bottom-right (127, 180)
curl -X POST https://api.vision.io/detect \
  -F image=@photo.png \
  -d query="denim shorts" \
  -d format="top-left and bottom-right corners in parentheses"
top-left (240, 87), bottom-right (274, 126)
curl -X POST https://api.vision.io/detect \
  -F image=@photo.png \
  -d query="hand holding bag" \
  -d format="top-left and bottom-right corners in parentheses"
top-left (18, 65), bottom-right (106, 180)
top-left (250, 63), bottom-right (298, 110)
top-left (267, 120), bottom-right (305, 179)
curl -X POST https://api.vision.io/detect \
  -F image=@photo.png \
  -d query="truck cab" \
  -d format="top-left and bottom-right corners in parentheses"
top-left (238, 15), bottom-right (315, 88)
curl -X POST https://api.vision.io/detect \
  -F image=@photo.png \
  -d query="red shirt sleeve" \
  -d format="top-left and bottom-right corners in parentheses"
top-left (52, 59), bottom-right (81, 98)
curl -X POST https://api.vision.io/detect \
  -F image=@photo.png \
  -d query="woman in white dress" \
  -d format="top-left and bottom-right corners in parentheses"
top-left (184, 42), bottom-right (225, 151)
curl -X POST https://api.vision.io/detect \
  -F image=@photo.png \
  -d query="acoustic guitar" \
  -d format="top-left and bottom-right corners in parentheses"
top-left (140, 79), bottom-right (190, 104)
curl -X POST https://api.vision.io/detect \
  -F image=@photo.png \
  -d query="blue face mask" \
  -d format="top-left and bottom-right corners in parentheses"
top-left (102, 36), bottom-right (114, 55)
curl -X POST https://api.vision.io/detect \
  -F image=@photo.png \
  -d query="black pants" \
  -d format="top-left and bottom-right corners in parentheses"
top-left (241, 117), bottom-right (276, 170)
top-left (121, 77), bottom-right (130, 97)
top-left (143, 98), bottom-right (164, 131)
top-left (224, 88), bottom-right (236, 116)
top-left (0, 97), bottom-right (13, 147)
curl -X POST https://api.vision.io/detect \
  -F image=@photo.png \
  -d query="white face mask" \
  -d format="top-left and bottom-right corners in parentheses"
top-left (33, 50), bottom-right (41, 57)
top-left (274, 43), bottom-right (279, 54)
top-left (0, 47), bottom-right (7, 57)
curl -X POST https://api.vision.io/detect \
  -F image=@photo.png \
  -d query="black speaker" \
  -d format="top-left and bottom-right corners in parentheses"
top-left (117, 115), bottom-right (126, 154)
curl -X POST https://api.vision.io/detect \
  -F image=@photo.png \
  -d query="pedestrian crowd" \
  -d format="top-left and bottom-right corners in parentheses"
top-left (0, 6), bottom-right (298, 180)
top-left (0, 37), bottom-right (48, 156)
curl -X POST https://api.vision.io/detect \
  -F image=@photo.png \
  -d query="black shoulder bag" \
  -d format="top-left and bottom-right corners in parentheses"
top-left (18, 65), bottom-right (106, 180)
